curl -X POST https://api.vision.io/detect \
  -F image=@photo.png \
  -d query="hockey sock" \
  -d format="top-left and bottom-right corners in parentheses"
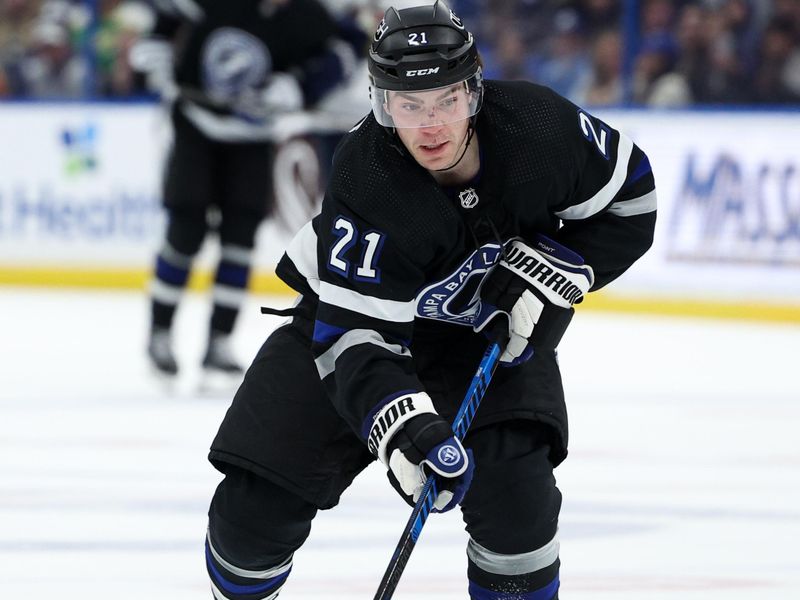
top-left (467, 535), bottom-right (560, 600)
top-left (150, 240), bottom-right (193, 330)
top-left (210, 244), bottom-right (253, 334)
top-left (205, 533), bottom-right (292, 600)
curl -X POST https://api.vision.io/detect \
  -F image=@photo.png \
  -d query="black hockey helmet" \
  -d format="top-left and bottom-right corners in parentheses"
top-left (369, 1), bottom-right (483, 128)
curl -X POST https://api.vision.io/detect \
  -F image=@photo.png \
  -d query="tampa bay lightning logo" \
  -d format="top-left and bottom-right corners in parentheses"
top-left (416, 243), bottom-right (502, 325)
top-left (201, 27), bottom-right (271, 102)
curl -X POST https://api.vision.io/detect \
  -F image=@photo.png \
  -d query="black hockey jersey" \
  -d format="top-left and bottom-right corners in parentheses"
top-left (277, 80), bottom-right (656, 463)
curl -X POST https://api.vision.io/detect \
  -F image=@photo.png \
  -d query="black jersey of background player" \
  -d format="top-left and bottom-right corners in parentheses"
top-left (276, 80), bottom-right (657, 462)
top-left (153, 0), bottom-right (345, 114)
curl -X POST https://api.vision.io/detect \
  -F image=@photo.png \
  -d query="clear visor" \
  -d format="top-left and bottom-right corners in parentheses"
top-left (370, 72), bottom-right (483, 129)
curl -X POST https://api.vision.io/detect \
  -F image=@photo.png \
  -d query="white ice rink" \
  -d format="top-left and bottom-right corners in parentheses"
top-left (1, 288), bottom-right (798, 599)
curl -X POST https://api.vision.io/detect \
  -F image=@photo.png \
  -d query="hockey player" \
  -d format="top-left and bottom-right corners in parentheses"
top-left (205, 2), bottom-right (656, 598)
top-left (133, 0), bottom-right (364, 376)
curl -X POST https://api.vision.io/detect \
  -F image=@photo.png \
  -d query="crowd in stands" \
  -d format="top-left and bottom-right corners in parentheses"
top-left (1, 0), bottom-right (799, 107)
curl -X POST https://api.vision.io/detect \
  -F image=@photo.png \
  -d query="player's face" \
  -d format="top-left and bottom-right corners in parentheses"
top-left (387, 86), bottom-right (472, 171)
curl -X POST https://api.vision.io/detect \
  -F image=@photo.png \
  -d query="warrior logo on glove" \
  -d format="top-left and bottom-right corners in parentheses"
top-left (503, 240), bottom-right (588, 306)
top-left (474, 234), bottom-right (595, 365)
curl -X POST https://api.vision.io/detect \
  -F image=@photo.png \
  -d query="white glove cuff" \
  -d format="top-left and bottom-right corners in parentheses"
top-left (367, 392), bottom-right (436, 466)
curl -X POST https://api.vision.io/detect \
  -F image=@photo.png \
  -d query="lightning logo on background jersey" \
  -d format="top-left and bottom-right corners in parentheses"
top-left (201, 27), bottom-right (271, 102)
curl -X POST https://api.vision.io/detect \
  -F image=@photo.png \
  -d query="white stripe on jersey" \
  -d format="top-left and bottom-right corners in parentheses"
top-left (319, 281), bottom-right (416, 323)
top-left (316, 329), bottom-right (411, 380)
top-left (467, 530), bottom-right (560, 576)
top-left (607, 188), bottom-right (657, 217)
top-left (286, 221), bottom-right (320, 295)
top-left (555, 133), bottom-right (634, 220)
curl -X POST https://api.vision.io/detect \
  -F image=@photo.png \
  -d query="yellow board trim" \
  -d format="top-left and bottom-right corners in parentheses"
top-left (2, 266), bottom-right (800, 324)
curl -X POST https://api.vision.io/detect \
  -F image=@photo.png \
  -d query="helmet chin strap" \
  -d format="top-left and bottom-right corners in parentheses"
top-left (433, 119), bottom-right (476, 173)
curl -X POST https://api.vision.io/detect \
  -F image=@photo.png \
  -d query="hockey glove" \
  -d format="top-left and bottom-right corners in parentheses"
top-left (234, 73), bottom-right (304, 123)
top-left (129, 37), bottom-right (177, 101)
top-left (366, 392), bottom-right (473, 513)
top-left (474, 234), bottom-right (594, 366)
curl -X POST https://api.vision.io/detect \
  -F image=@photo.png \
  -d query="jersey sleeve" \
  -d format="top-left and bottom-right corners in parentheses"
top-left (310, 189), bottom-right (428, 444)
top-left (548, 93), bottom-right (657, 290)
top-left (290, 1), bottom-right (366, 106)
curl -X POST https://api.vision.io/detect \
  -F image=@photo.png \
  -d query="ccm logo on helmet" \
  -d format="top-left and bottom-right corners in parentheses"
top-left (406, 67), bottom-right (440, 76)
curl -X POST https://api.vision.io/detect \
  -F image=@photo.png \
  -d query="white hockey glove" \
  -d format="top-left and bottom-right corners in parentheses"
top-left (129, 37), bottom-right (177, 101)
top-left (366, 392), bottom-right (474, 513)
top-left (474, 234), bottom-right (594, 366)
top-left (234, 73), bottom-right (304, 122)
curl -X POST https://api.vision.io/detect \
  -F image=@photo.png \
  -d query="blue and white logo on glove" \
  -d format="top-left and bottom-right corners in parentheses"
top-left (389, 436), bottom-right (473, 512)
top-left (427, 439), bottom-right (467, 476)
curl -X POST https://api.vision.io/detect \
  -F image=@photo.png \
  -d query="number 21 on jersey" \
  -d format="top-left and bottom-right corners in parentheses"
top-left (328, 216), bottom-right (385, 283)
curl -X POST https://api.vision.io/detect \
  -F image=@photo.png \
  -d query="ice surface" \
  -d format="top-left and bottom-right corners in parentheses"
top-left (1, 288), bottom-right (798, 598)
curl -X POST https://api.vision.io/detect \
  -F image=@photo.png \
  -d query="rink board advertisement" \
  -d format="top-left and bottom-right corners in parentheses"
top-left (0, 103), bottom-right (331, 289)
top-left (596, 109), bottom-right (800, 308)
top-left (1, 103), bottom-right (799, 317)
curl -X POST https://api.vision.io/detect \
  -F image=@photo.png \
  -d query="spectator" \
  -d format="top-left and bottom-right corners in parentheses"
top-left (633, 32), bottom-right (691, 106)
top-left (533, 7), bottom-right (592, 99)
top-left (95, 0), bottom-right (154, 96)
top-left (16, 18), bottom-right (88, 98)
top-left (572, 0), bottom-right (622, 38)
top-left (640, 0), bottom-right (679, 36)
top-left (751, 16), bottom-right (800, 104)
top-left (575, 28), bottom-right (623, 106)
top-left (0, 0), bottom-right (42, 96)
top-left (479, 21), bottom-right (538, 81)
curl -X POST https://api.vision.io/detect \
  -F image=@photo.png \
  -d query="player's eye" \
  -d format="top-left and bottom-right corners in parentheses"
top-left (438, 96), bottom-right (458, 110)
top-left (400, 102), bottom-right (422, 112)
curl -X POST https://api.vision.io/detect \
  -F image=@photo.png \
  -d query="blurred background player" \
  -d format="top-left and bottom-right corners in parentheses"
top-left (131, 0), bottom-right (364, 378)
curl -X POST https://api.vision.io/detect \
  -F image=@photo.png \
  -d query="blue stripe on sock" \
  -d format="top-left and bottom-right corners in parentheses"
top-left (215, 262), bottom-right (250, 288)
top-left (155, 256), bottom-right (190, 286)
top-left (205, 544), bottom-right (290, 597)
top-left (468, 575), bottom-right (559, 600)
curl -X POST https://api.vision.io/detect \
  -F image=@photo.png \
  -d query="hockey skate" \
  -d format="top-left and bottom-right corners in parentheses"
top-left (147, 327), bottom-right (178, 377)
top-left (202, 332), bottom-right (243, 374)
top-left (199, 332), bottom-right (244, 395)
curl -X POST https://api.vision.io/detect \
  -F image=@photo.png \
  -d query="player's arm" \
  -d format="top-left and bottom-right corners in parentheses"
top-left (128, 0), bottom-right (200, 98)
top-left (549, 93), bottom-right (657, 289)
top-left (308, 193), bottom-right (471, 512)
top-left (291, 1), bottom-right (367, 106)
top-left (474, 92), bottom-right (656, 365)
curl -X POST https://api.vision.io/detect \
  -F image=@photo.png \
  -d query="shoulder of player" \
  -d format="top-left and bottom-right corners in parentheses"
top-left (483, 79), bottom-right (584, 133)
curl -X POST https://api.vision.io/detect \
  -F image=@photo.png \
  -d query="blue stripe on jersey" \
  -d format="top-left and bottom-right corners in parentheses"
top-left (625, 154), bottom-right (652, 189)
top-left (468, 575), bottom-right (559, 600)
top-left (155, 256), bottom-right (190, 286)
top-left (215, 261), bottom-right (250, 288)
top-left (360, 388), bottom-right (419, 439)
top-left (206, 544), bottom-right (290, 596)
top-left (312, 320), bottom-right (349, 344)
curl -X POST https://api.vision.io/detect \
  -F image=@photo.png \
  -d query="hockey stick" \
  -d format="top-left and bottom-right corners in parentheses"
top-left (373, 341), bottom-right (503, 600)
